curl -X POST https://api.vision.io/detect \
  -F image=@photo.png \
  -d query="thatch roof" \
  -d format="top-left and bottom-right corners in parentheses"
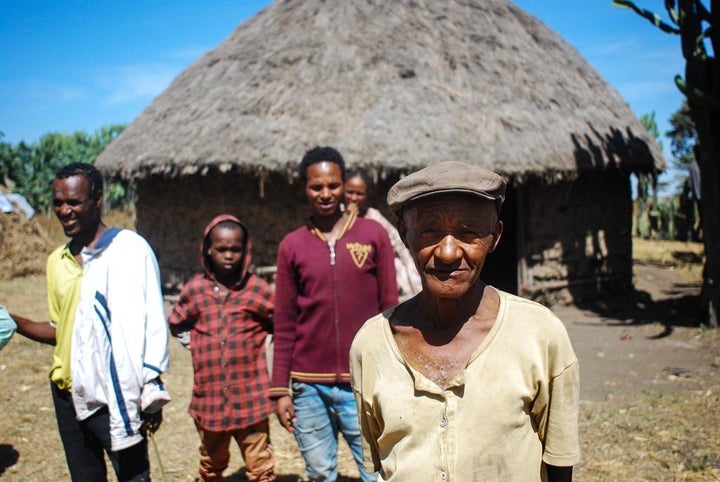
top-left (96, 0), bottom-right (664, 182)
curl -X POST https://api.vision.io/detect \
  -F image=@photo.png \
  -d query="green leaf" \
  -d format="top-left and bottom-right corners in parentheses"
top-left (675, 75), bottom-right (720, 109)
top-left (612, 0), bottom-right (681, 34)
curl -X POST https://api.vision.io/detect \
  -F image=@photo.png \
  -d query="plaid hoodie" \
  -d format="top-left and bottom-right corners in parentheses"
top-left (168, 214), bottom-right (274, 431)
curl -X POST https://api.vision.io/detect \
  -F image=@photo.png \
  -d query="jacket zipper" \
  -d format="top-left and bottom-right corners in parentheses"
top-left (329, 239), bottom-right (336, 266)
top-left (328, 239), bottom-right (342, 380)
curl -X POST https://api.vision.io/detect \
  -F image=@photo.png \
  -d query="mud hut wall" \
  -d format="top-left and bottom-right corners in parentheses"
top-left (137, 172), bottom-right (310, 291)
top-left (136, 171), bottom-right (400, 291)
top-left (521, 171), bottom-right (633, 303)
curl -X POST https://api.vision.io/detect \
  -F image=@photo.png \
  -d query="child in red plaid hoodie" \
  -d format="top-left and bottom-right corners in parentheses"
top-left (168, 214), bottom-right (275, 482)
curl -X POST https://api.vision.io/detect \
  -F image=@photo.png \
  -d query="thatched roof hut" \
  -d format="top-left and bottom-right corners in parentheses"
top-left (96, 0), bottom-right (664, 303)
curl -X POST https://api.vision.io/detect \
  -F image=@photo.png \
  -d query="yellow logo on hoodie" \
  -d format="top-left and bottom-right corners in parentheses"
top-left (346, 242), bottom-right (372, 268)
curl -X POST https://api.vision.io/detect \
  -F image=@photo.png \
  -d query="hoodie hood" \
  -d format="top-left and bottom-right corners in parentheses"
top-left (201, 214), bottom-right (252, 288)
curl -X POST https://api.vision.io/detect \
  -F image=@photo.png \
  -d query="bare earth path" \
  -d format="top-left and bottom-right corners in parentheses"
top-left (1, 263), bottom-right (718, 480)
top-left (556, 263), bottom-right (717, 403)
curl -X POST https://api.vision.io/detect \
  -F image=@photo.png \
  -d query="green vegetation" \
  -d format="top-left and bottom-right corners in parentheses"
top-left (633, 109), bottom-right (700, 242)
top-left (615, 0), bottom-right (719, 327)
top-left (634, 112), bottom-right (660, 239)
top-left (0, 125), bottom-right (130, 213)
top-left (667, 100), bottom-right (697, 167)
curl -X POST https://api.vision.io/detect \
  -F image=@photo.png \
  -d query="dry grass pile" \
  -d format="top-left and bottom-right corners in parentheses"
top-left (633, 238), bottom-right (704, 277)
top-left (0, 207), bottom-right (136, 281)
top-left (0, 214), bottom-right (55, 280)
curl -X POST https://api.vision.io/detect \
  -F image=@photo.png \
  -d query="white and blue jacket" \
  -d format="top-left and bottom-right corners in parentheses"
top-left (71, 227), bottom-right (170, 451)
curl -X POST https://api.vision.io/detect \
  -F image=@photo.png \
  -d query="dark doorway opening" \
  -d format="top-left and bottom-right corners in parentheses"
top-left (482, 183), bottom-right (518, 294)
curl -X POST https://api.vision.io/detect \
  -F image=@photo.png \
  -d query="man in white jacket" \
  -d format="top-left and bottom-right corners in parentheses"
top-left (14, 162), bottom-right (170, 482)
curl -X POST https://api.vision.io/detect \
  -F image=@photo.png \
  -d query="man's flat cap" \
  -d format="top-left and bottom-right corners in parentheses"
top-left (387, 161), bottom-right (506, 215)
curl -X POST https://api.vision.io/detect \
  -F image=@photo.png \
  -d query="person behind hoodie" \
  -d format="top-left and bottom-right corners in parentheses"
top-left (168, 214), bottom-right (275, 482)
top-left (270, 146), bottom-right (398, 482)
top-left (344, 168), bottom-right (422, 300)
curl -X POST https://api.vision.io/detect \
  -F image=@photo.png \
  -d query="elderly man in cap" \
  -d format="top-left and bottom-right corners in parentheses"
top-left (350, 161), bottom-right (580, 481)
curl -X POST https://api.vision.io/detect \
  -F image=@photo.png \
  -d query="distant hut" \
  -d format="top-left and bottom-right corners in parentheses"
top-left (96, 0), bottom-right (664, 304)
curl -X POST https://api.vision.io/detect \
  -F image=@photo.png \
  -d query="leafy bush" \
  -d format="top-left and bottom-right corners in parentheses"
top-left (0, 125), bottom-right (130, 213)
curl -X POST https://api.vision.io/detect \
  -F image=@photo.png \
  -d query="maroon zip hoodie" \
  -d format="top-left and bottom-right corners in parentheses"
top-left (269, 214), bottom-right (398, 397)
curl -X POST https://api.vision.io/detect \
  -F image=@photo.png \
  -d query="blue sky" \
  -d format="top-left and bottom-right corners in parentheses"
top-left (0, 1), bottom-right (686, 189)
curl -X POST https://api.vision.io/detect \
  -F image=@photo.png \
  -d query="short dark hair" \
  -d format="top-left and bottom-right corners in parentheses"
top-left (299, 146), bottom-right (346, 184)
top-left (204, 221), bottom-right (246, 255)
top-left (346, 168), bottom-right (373, 190)
top-left (55, 162), bottom-right (104, 201)
top-left (213, 220), bottom-right (245, 233)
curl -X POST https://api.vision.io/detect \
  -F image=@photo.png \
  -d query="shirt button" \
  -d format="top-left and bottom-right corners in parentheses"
top-left (440, 418), bottom-right (447, 427)
top-left (440, 470), bottom-right (447, 480)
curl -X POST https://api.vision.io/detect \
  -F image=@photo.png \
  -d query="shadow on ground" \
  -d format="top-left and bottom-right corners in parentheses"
top-left (0, 444), bottom-right (19, 475)
top-left (226, 467), bottom-right (360, 481)
top-left (573, 264), bottom-right (704, 336)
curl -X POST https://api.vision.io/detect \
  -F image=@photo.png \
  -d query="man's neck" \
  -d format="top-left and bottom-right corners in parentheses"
top-left (311, 211), bottom-right (346, 240)
top-left (421, 283), bottom-right (497, 331)
top-left (69, 222), bottom-right (108, 258)
top-left (390, 283), bottom-right (499, 389)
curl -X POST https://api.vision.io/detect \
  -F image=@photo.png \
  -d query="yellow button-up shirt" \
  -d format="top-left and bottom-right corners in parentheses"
top-left (350, 289), bottom-right (580, 481)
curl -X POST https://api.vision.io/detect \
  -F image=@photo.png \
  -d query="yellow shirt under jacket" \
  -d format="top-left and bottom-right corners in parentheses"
top-left (47, 243), bottom-right (83, 391)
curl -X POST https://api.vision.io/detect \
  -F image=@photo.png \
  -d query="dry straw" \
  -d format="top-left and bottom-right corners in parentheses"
top-left (96, 0), bottom-right (663, 182)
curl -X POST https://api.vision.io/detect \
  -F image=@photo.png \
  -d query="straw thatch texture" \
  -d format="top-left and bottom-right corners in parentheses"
top-left (95, 0), bottom-right (663, 180)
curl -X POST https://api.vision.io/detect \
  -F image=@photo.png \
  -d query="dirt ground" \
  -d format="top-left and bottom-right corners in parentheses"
top-left (558, 262), bottom-right (716, 403)
top-left (561, 262), bottom-right (720, 481)
top-left (0, 231), bottom-right (718, 480)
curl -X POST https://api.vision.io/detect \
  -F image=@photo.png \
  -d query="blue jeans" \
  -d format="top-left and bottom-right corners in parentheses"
top-left (291, 382), bottom-right (377, 482)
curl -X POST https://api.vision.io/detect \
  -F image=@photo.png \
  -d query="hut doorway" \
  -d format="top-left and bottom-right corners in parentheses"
top-left (482, 184), bottom-right (518, 294)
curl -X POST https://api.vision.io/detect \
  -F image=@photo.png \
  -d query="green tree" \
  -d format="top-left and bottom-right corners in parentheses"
top-left (667, 101), bottom-right (703, 241)
top-left (614, 0), bottom-right (719, 327)
top-left (0, 132), bottom-right (14, 183)
top-left (666, 100), bottom-right (697, 166)
top-left (0, 125), bottom-right (128, 212)
top-left (635, 112), bottom-right (661, 238)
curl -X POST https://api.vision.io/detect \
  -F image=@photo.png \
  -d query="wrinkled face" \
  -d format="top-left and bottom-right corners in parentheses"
top-left (401, 193), bottom-right (502, 299)
top-left (207, 225), bottom-right (245, 277)
top-left (305, 161), bottom-right (344, 219)
top-left (52, 175), bottom-right (102, 239)
top-left (344, 176), bottom-right (368, 211)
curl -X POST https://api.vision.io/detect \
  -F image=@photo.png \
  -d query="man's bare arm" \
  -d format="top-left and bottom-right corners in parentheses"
top-left (12, 314), bottom-right (56, 345)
